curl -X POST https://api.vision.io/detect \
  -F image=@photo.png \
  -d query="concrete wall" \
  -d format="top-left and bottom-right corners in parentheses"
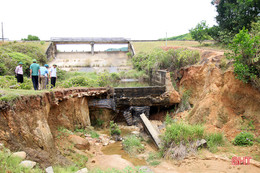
top-left (149, 70), bottom-right (167, 86)
top-left (49, 51), bottom-right (132, 72)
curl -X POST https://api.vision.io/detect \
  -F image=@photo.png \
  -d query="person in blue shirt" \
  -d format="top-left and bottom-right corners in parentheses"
top-left (30, 59), bottom-right (40, 90)
top-left (39, 64), bottom-right (49, 89)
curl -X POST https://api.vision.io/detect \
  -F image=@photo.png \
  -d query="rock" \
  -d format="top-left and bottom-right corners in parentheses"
top-left (139, 166), bottom-right (154, 173)
top-left (45, 166), bottom-right (54, 173)
top-left (112, 135), bottom-right (122, 141)
top-left (75, 168), bottom-right (88, 173)
top-left (68, 135), bottom-right (90, 150)
top-left (109, 140), bottom-right (116, 144)
top-left (12, 151), bottom-right (27, 160)
top-left (131, 131), bottom-right (140, 136)
top-left (196, 139), bottom-right (207, 148)
top-left (0, 143), bottom-right (4, 150)
top-left (168, 90), bottom-right (181, 104)
top-left (19, 160), bottom-right (37, 168)
top-left (216, 121), bottom-right (224, 129)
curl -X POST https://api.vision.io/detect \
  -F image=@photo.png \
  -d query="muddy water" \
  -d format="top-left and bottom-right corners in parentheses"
top-left (99, 128), bottom-right (147, 166)
top-left (102, 142), bottom-right (147, 166)
top-left (98, 128), bottom-right (133, 137)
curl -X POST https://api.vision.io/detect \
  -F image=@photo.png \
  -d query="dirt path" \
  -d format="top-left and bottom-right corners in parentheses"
top-left (85, 133), bottom-right (260, 173)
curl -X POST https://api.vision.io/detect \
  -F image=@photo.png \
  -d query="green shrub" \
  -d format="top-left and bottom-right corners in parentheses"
top-left (89, 131), bottom-right (100, 138)
top-left (189, 20), bottom-right (210, 44)
top-left (0, 75), bottom-right (32, 90)
top-left (233, 132), bottom-right (254, 146)
top-left (0, 147), bottom-right (43, 173)
top-left (132, 48), bottom-right (200, 73)
top-left (59, 76), bottom-right (98, 88)
top-left (95, 118), bottom-right (104, 128)
top-left (165, 112), bottom-right (174, 125)
top-left (22, 35), bottom-right (40, 41)
top-left (97, 72), bottom-right (110, 87)
top-left (0, 63), bottom-right (7, 75)
top-left (0, 42), bottom-right (47, 75)
top-left (205, 132), bottom-right (225, 152)
top-left (162, 122), bottom-right (204, 147)
top-left (57, 68), bottom-right (67, 81)
top-left (226, 26), bottom-right (260, 89)
top-left (122, 135), bottom-right (144, 154)
top-left (109, 121), bottom-right (121, 136)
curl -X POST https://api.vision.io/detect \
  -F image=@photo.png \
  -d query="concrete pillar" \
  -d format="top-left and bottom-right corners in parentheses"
top-left (90, 42), bottom-right (94, 55)
top-left (52, 43), bottom-right (57, 59)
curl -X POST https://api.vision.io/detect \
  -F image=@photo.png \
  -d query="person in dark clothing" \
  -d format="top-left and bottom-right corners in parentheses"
top-left (50, 64), bottom-right (57, 88)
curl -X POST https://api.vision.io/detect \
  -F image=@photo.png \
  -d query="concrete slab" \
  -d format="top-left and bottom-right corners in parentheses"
top-left (140, 113), bottom-right (162, 148)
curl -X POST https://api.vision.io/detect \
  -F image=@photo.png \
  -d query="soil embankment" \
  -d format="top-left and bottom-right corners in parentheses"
top-left (165, 47), bottom-right (260, 139)
top-left (0, 88), bottom-right (109, 167)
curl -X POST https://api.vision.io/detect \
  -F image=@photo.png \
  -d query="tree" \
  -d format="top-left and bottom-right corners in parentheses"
top-left (189, 21), bottom-right (210, 44)
top-left (212, 0), bottom-right (260, 34)
top-left (22, 35), bottom-right (40, 41)
top-left (227, 23), bottom-right (260, 89)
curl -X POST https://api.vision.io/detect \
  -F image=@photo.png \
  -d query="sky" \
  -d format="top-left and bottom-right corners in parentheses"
top-left (0, 0), bottom-right (217, 41)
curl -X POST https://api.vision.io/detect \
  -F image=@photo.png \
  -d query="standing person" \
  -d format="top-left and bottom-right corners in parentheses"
top-left (39, 64), bottom-right (49, 89)
top-left (50, 64), bottom-right (57, 88)
top-left (15, 62), bottom-right (24, 83)
top-left (30, 59), bottom-right (40, 90)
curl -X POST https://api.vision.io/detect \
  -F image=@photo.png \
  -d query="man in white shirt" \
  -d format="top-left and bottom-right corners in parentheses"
top-left (15, 62), bottom-right (24, 83)
top-left (50, 64), bottom-right (57, 88)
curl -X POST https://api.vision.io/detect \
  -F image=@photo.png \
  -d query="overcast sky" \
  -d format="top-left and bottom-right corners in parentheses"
top-left (0, 0), bottom-right (217, 41)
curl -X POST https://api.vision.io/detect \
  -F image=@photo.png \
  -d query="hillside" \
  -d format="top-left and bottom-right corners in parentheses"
top-left (0, 41), bottom-right (49, 76)
top-left (159, 33), bottom-right (193, 41)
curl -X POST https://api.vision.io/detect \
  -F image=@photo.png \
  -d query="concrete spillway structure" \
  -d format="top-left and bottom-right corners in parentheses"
top-left (46, 37), bottom-right (135, 72)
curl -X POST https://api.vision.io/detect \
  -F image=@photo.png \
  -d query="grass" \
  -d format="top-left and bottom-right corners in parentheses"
top-left (205, 132), bottom-right (225, 153)
top-left (161, 120), bottom-right (226, 154)
top-left (56, 126), bottom-right (73, 139)
top-left (89, 131), bottom-right (100, 138)
top-left (122, 135), bottom-right (144, 155)
top-left (0, 89), bottom-right (46, 102)
top-left (146, 152), bottom-right (161, 166)
top-left (162, 122), bottom-right (204, 146)
top-left (52, 166), bottom-right (81, 173)
top-left (131, 40), bottom-right (225, 54)
top-left (89, 166), bottom-right (147, 173)
top-left (0, 147), bottom-right (43, 173)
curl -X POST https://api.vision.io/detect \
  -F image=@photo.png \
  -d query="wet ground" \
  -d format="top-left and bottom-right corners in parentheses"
top-left (87, 126), bottom-right (260, 173)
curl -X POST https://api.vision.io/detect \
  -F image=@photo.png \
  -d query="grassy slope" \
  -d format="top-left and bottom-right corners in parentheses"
top-left (131, 40), bottom-right (225, 54)
top-left (159, 33), bottom-right (193, 41)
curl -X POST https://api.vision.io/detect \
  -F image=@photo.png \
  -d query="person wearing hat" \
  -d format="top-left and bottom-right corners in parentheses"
top-left (50, 64), bottom-right (57, 88)
top-left (15, 62), bottom-right (24, 83)
top-left (30, 59), bottom-right (40, 90)
top-left (39, 64), bottom-right (49, 89)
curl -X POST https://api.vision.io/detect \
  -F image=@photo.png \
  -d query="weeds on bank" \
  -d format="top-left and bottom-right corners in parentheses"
top-left (122, 135), bottom-right (144, 155)
top-left (205, 132), bottom-right (225, 153)
top-left (109, 121), bottom-right (121, 136)
top-left (0, 88), bottom-right (45, 102)
top-left (146, 152), bottom-right (161, 166)
top-left (162, 122), bottom-right (204, 146)
top-left (233, 132), bottom-right (255, 146)
top-left (161, 118), bottom-right (225, 154)
top-left (56, 126), bottom-right (73, 139)
top-left (90, 166), bottom-right (147, 173)
top-left (52, 166), bottom-right (80, 173)
top-left (0, 147), bottom-right (43, 173)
